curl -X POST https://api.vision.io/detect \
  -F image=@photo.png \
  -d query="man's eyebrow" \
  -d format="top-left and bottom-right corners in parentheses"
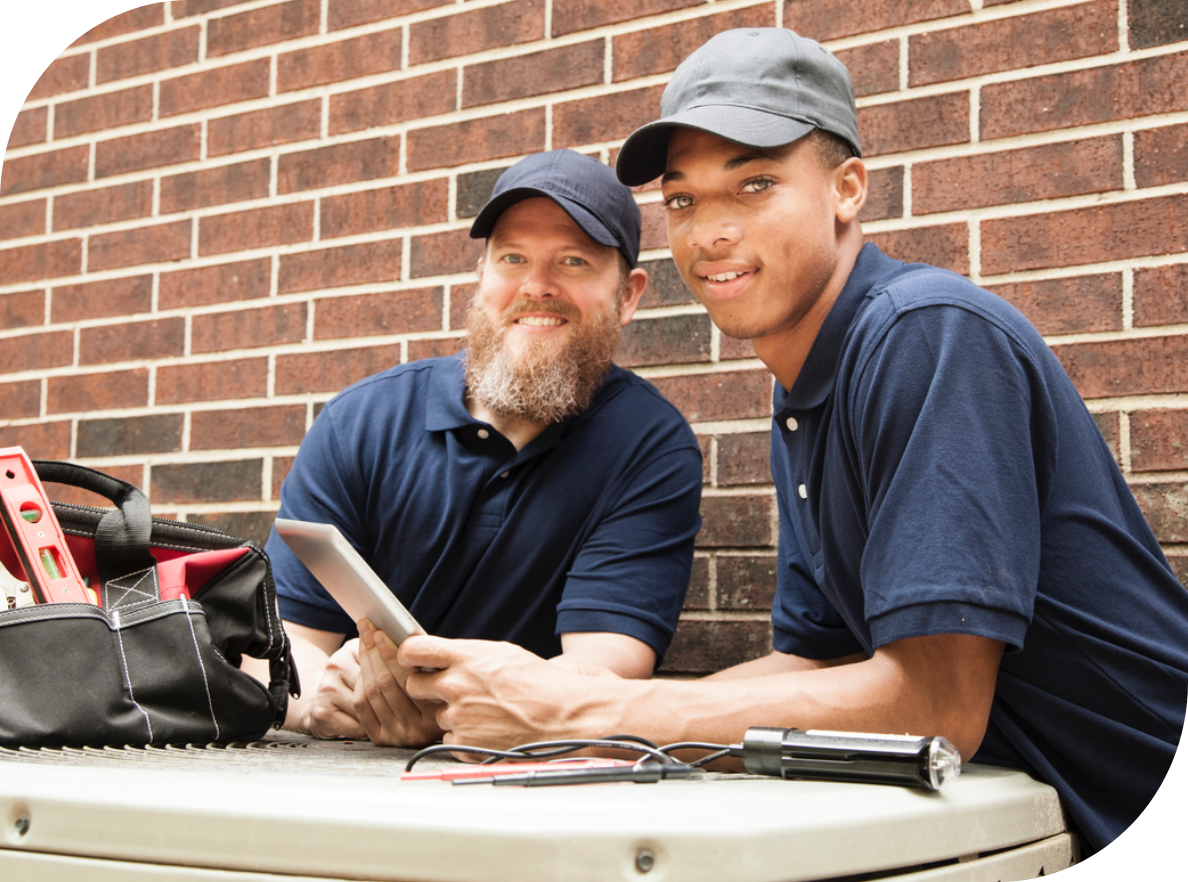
top-left (661, 150), bottom-right (781, 184)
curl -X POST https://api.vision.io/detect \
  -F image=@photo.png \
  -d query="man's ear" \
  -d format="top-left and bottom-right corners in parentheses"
top-left (833, 157), bottom-right (867, 224)
top-left (618, 268), bottom-right (649, 326)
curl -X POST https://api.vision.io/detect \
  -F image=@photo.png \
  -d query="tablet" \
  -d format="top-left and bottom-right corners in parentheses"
top-left (274, 518), bottom-right (426, 645)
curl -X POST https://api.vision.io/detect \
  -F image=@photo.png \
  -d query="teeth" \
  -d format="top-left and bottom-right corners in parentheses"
top-left (516, 316), bottom-right (566, 327)
top-left (707, 272), bottom-right (744, 282)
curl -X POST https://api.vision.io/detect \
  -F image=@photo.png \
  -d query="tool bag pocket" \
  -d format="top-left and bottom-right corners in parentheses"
top-left (0, 460), bottom-right (296, 747)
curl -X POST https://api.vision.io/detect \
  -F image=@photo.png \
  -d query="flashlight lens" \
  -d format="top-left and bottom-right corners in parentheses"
top-left (928, 737), bottom-right (962, 790)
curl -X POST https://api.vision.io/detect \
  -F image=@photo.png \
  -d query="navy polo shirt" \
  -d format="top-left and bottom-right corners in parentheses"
top-left (771, 243), bottom-right (1188, 853)
top-left (265, 354), bottom-right (701, 661)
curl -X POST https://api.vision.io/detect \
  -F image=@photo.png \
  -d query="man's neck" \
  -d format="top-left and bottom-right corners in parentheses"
top-left (465, 397), bottom-right (549, 451)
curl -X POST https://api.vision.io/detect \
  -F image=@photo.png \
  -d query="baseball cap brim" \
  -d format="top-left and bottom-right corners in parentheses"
top-left (616, 105), bottom-right (816, 187)
top-left (469, 186), bottom-right (623, 253)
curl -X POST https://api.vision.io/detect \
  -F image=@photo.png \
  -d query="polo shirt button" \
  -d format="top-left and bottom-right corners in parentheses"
top-left (500, 471), bottom-right (510, 479)
top-left (798, 483), bottom-right (807, 499)
top-left (477, 429), bottom-right (490, 439)
top-left (786, 417), bottom-right (799, 432)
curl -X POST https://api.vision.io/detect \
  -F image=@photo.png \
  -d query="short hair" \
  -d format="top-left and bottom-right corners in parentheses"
top-left (806, 128), bottom-right (857, 170)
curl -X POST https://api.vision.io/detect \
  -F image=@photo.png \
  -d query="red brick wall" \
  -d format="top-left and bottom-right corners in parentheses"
top-left (2, 1), bottom-right (1187, 677)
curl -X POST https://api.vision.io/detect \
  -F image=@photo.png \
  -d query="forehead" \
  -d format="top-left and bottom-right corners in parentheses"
top-left (487, 196), bottom-right (603, 253)
top-left (663, 129), bottom-right (801, 182)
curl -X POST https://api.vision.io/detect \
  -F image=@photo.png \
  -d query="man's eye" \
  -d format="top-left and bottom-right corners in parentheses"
top-left (664, 194), bottom-right (693, 210)
top-left (741, 178), bottom-right (774, 194)
top-left (562, 256), bottom-right (587, 266)
top-left (502, 254), bottom-right (525, 263)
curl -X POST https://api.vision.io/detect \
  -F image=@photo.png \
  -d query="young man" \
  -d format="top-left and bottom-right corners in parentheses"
top-left (254, 149), bottom-right (702, 747)
top-left (395, 29), bottom-right (1188, 855)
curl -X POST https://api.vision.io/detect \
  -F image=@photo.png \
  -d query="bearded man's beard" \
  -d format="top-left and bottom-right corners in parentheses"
top-left (464, 294), bottom-right (622, 425)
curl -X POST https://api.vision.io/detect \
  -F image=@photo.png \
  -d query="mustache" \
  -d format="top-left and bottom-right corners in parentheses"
top-left (499, 299), bottom-right (581, 323)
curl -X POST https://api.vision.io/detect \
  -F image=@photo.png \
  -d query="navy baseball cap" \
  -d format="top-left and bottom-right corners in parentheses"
top-left (469, 149), bottom-right (642, 268)
top-left (616, 28), bottom-right (862, 187)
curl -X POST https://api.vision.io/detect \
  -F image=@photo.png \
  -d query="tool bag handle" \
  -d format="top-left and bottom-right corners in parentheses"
top-left (33, 460), bottom-right (158, 586)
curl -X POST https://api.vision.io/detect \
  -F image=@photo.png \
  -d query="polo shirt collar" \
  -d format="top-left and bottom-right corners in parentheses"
top-left (776, 243), bottom-right (898, 411)
top-left (424, 354), bottom-right (474, 432)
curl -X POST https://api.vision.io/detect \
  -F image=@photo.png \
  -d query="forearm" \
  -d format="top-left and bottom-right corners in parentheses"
top-left (555, 631), bottom-right (656, 679)
top-left (242, 623), bottom-right (344, 733)
top-left (702, 649), bottom-right (866, 681)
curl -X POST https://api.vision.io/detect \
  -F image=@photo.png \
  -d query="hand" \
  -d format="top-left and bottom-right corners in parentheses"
top-left (306, 639), bottom-right (367, 740)
top-left (399, 636), bottom-right (625, 752)
top-left (353, 619), bottom-right (445, 747)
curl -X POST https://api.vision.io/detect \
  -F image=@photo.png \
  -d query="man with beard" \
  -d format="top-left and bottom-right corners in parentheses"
top-left (255, 149), bottom-right (702, 746)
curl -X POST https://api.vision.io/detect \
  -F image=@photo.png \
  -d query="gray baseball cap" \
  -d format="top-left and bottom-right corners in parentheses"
top-left (615, 28), bottom-right (862, 187)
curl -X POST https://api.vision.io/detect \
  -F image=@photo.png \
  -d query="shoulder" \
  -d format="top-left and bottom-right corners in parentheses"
top-left (593, 366), bottom-right (699, 440)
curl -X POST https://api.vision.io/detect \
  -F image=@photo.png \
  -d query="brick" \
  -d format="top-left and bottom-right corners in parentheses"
top-left (0, 421), bottom-right (71, 460)
top-left (1168, 554), bottom-right (1188, 590)
top-left (718, 554), bottom-right (778, 611)
top-left (321, 179), bottom-right (449, 239)
top-left (835, 40), bottom-right (899, 98)
top-left (463, 41), bottom-right (602, 109)
top-left (279, 239), bottom-right (403, 294)
top-left (913, 136), bottom-right (1123, 216)
top-left (0, 198), bottom-right (46, 240)
top-left (867, 223), bottom-right (968, 275)
top-left (456, 168), bottom-right (508, 220)
top-left (407, 109), bottom-right (545, 171)
top-left (783, 0), bottom-right (966, 41)
top-left (51, 275), bottom-right (153, 323)
top-left (0, 239), bottom-right (82, 284)
top-left (982, 53), bottom-right (1188, 142)
top-left (207, 0), bottom-right (321, 57)
top-left (1135, 124), bottom-right (1188, 189)
top-left (448, 281), bottom-right (477, 330)
top-left (1052, 336), bottom-right (1188, 400)
top-left (1134, 265), bottom-right (1188, 328)
top-left (554, 86), bottom-right (664, 150)
top-left (683, 555), bottom-right (710, 611)
top-left (328, 0), bottom-right (451, 31)
top-left (152, 459), bottom-right (264, 504)
top-left (410, 229), bottom-right (482, 279)
top-left (278, 28), bottom-right (402, 93)
top-left (77, 414), bottom-right (184, 457)
top-left (192, 302), bottom-right (308, 353)
top-left (0, 330), bottom-right (73, 373)
top-left (651, 370), bottom-right (771, 423)
top-left (53, 180), bottom-right (153, 231)
top-left (157, 357), bottom-right (269, 403)
top-left (79, 317), bottom-right (186, 365)
top-left (1092, 411), bottom-right (1121, 465)
top-left (859, 166), bottom-right (903, 223)
top-left (199, 202), bottom-right (313, 256)
top-left (47, 369), bottom-right (149, 414)
top-left (209, 101), bottom-right (321, 157)
top-left (617, 313), bottom-right (711, 368)
top-left (910, 1), bottom-right (1117, 88)
top-left (858, 93), bottom-right (969, 157)
top-left (186, 511), bottom-right (275, 546)
top-left (27, 53), bottom-right (90, 101)
top-left (171, 0), bottom-right (247, 18)
top-left (159, 60), bottom-right (271, 117)
top-left (1130, 0), bottom-right (1188, 49)
top-left (1131, 410), bottom-right (1188, 473)
top-left (160, 258), bottom-right (271, 310)
top-left (988, 274), bottom-right (1121, 337)
top-left (330, 70), bottom-right (456, 135)
top-left (272, 455), bottom-right (296, 499)
top-left (160, 158), bottom-right (272, 214)
top-left (981, 195), bottom-right (1188, 275)
top-left (278, 137), bottom-right (400, 194)
top-left (410, 0), bottom-right (541, 65)
top-left (55, 85), bottom-right (154, 138)
top-left (314, 287), bottom-right (442, 339)
top-left (0, 289), bottom-right (46, 329)
top-left (1131, 482), bottom-right (1188, 544)
top-left (71, 4), bottom-right (164, 46)
top-left (94, 125), bottom-right (201, 178)
top-left (97, 26), bottom-right (200, 83)
top-left (638, 258), bottom-right (695, 309)
top-left (46, 465), bottom-right (148, 508)
top-left (88, 219), bottom-right (192, 271)
top-left (660, 618), bottom-right (772, 674)
top-left (9, 107), bottom-right (48, 148)
top-left (0, 145), bottom-right (89, 197)
top-left (0, 380), bottom-right (40, 419)
top-left (275, 344), bottom-right (402, 394)
top-left (191, 405), bottom-right (307, 451)
top-left (718, 432), bottom-right (771, 487)
top-left (698, 494), bottom-right (773, 548)
top-left (408, 337), bottom-right (464, 361)
top-left (720, 335), bottom-right (757, 362)
top-left (612, 5), bottom-right (774, 82)
top-left (639, 201), bottom-right (668, 252)
top-left (553, 0), bottom-right (700, 36)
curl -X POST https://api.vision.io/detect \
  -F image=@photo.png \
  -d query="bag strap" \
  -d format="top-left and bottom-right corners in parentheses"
top-left (34, 460), bottom-right (158, 585)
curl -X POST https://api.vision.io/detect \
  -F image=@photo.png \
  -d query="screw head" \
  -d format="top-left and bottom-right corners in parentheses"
top-left (14, 816), bottom-right (30, 837)
top-left (635, 849), bottom-right (655, 873)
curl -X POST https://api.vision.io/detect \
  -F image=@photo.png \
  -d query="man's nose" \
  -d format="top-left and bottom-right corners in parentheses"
top-left (683, 202), bottom-right (742, 253)
top-left (519, 264), bottom-right (559, 298)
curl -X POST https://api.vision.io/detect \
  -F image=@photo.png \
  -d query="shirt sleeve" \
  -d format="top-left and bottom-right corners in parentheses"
top-left (554, 444), bottom-right (702, 658)
top-left (846, 301), bottom-right (1052, 651)
top-left (265, 404), bottom-right (366, 635)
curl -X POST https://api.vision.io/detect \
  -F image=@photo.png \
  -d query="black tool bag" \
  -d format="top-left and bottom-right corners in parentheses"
top-left (0, 461), bottom-right (296, 747)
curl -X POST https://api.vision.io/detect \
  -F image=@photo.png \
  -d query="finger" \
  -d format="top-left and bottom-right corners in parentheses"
top-left (396, 635), bottom-right (468, 670)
